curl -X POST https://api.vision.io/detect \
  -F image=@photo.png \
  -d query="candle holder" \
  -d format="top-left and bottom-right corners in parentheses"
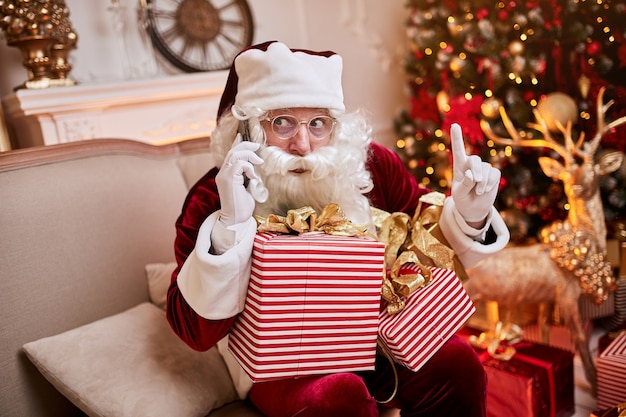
top-left (0, 0), bottom-right (78, 90)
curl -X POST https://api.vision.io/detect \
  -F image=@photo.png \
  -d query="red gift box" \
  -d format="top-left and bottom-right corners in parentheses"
top-left (228, 232), bottom-right (385, 382)
top-left (458, 327), bottom-right (575, 417)
top-left (378, 266), bottom-right (475, 372)
top-left (521, 321), bottom-right (592, 353)
top-left (597, 332), bottom-right (626, 409)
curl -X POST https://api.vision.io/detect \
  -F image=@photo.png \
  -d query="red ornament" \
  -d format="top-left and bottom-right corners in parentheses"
top-left (499, 177), bottom-right (508, 191)
top-left (497, 10), bottom-right (508, 20)
top-left (586, 41), bottom-right (603, 57)
top-left (476, 8), bottom-right (489, 19)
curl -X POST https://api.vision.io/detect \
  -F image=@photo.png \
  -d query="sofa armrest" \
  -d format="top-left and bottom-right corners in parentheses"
top-left (0, 137), bottom-right (216, 417)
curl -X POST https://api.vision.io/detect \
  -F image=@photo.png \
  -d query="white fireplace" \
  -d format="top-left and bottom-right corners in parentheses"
top-left (2, 71), bottom-right (228, 149)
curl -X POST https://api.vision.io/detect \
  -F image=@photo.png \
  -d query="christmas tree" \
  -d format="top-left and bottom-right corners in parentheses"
top-left (395, 0), bottom-right (626, 243)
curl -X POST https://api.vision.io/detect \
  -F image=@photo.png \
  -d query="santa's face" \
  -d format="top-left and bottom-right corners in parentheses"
top-left (252, 108), bottom-right (372, 227)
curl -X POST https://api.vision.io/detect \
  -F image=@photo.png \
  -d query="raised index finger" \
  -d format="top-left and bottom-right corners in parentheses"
top-left (450, 123), bottom-right (468, 177)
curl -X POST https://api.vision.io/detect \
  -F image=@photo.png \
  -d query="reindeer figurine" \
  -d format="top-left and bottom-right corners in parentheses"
top-left (465, 87), bottom-right (626, 393)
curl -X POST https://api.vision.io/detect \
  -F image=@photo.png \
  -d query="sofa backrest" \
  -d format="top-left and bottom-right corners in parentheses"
top-left (0, 138), bottom-right (215, 417)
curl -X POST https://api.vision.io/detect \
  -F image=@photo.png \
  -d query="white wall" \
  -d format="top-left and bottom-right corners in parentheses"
top-left (0, 0), bottom-right (409, 148)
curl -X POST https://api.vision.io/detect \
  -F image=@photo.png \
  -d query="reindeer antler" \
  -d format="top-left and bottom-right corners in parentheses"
top-left (480, 101), bottom-right (574, 161)
top-left (480, 86), bottom-right (626, 162)
top-left (585, 87), bottom-right (626, 157)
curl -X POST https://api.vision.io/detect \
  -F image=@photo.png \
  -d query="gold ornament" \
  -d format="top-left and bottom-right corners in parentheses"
top-left (536, 92), bottom-right (579, 132)
top-left (449, 56), bottom-right (467, 73)
top-left (578, 74), bottom-right (591, 99)
top-left (481, 97), bottom-right (502, 119)
top-left (436, 90), bottom-right (450, 113)
top-left (508, 40), bottom-right (524, 56)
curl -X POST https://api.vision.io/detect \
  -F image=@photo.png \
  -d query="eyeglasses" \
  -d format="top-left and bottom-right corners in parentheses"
top-left (263, 114), bottom-right (336, 140)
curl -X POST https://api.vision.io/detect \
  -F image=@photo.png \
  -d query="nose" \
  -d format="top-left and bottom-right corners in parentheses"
top-left (286, 124), bottom-right (312, 156)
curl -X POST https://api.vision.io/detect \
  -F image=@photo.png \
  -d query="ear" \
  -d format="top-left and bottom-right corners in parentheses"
top-left (538, 156), bottom-right (565, 180)
top-left (596, 151), bottom-right (624, 176)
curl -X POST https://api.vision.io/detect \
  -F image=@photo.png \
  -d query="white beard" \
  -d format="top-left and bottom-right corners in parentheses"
top-left (251, 143), bottom-right (373, 228)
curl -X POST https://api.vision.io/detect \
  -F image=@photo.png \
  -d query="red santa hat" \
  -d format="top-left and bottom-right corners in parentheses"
top-left (217, 41), bottom-right (345, 119)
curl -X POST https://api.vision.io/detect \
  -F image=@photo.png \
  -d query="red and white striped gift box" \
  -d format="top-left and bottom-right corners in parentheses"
top-left (228, 232), bottom-right (385, 382)
top-left (597, 331), bottom-right (626, 409)
top-left (378, 265), bottom-right (475, 372)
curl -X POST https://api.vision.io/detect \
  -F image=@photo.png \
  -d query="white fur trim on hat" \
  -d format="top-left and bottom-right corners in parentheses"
top-left (234, 42), bottom-right (345, 112)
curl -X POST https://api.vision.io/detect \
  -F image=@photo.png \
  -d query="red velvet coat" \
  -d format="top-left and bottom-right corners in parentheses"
top-left (166, 142), bottom-right (431, 351)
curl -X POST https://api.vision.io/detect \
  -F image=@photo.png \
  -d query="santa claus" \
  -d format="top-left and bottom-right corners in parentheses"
top-left (167, 41), bottom-right (509, 417)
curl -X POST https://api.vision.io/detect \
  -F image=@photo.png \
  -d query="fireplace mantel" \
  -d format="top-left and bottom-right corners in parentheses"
top-left (2, 71), bottom-right (228, 148)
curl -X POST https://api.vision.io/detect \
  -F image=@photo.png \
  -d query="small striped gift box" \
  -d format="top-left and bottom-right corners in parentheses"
top-left (378, 265), bottom-right (475, 372)
top-left (579, 293), bottom-right (615, 320)
top-left (228, 232), bottom-right (385, 382)
top-left (597, 331), bottom-right (626, 409)
top-left (598, 278), bottom-right (626, 331)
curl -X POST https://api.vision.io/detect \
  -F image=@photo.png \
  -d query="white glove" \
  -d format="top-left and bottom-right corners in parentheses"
top-left (215, 136), bottom-right (264, 227)
top-left (450, 123), bottom-right (500, 224)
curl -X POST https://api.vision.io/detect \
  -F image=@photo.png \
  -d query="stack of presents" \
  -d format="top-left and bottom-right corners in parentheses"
top-left (463, 238), bottom-right (626, 417)
top-left (228, 202), bottom-right (626, 417)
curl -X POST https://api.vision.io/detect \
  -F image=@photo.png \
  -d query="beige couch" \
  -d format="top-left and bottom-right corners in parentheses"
top-left (0, 138), bottom-right (264, 417)
top-left (1, 138), bottom-right (403, 417)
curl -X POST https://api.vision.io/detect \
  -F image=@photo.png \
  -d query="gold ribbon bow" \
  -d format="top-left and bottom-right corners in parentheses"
top-left (468, 321), bottom-right (524, 361)
top-left (380, 252), bottom-right (432, 315)
top-left (375, 192), bottom-right (466, 314)
top-left (255, 203), bottom-right (369, 236)
top-left (597, 402), bottom-right (626, 417)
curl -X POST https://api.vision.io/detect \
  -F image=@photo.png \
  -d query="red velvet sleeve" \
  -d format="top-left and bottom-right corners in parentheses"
top-left (166, 167), bottom-right (236, 352)
top-left (365, 142), bottom-right (431, 215)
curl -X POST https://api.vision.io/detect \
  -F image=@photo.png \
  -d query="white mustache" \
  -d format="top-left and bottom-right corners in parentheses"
top-left (258, 146), bottom-right (337, 180)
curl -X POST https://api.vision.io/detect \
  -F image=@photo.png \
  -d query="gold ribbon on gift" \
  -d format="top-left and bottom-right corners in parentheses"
top-left (373, 192), bottom-right (467, 279)
top-left (598, 402), bottom-right (626, 417)
top-left (380, 251), bottom-right (432, 315)
top-left (255, 203), bottom-right (369, 237)
top-left (375, 192), bottom-right (467, 314)
top-left (468, 321), bottom-right (524, 361)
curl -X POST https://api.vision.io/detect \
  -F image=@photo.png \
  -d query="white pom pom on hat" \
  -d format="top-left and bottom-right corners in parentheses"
top-left (217, 41), bottom-right (345, 119)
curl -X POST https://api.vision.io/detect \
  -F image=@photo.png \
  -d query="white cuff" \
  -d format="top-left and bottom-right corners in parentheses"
top-left (450, 203), bottom-right (493, 242)
top-left (212, 216), bottom-right (253, 254)
top-left (177, 212), bottom-right (258, 319)
top-left (439, 198), bottom-right (510, 269)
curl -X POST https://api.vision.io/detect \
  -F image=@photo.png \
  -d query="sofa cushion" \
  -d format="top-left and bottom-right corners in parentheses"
top-left (22, 302), bottom-right (238, 417)
top-left (145, 261), bottom-right (254, 399)
top-left (146, 262), bottom-right (177, 310)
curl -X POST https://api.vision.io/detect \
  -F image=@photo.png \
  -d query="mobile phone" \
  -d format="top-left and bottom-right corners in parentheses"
top-left (239, 120), bottom-right (251, 187)
top-left (240, 120), bottom-right (251, 142)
